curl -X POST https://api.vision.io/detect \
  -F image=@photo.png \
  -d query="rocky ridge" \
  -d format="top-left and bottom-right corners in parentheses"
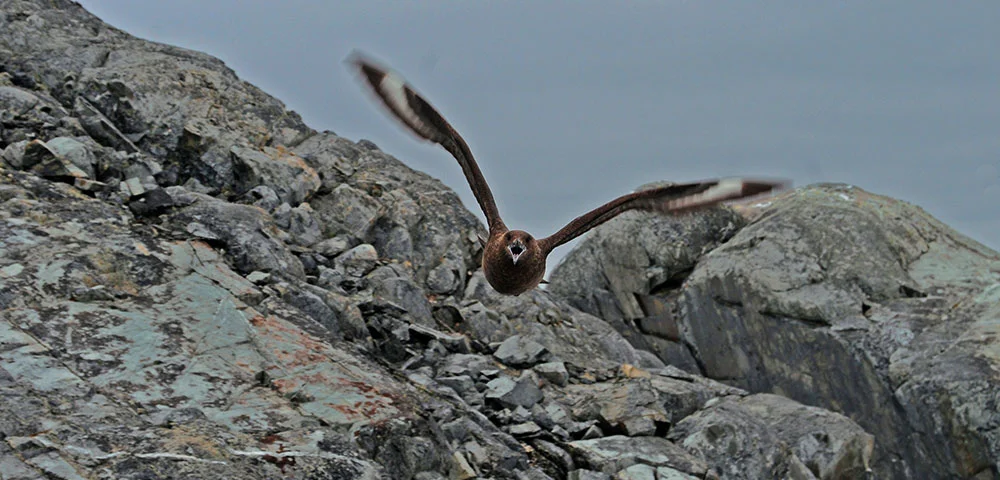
top-left (1, 1), bottom-right (993, 479)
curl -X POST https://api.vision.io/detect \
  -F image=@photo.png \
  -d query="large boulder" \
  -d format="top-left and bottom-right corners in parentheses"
top-left (551, 183), bottom-right (1000, 479)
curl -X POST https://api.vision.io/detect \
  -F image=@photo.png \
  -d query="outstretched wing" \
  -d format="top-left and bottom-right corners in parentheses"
top-left (348, 52), bottom-right (506, 233)
top-left (539, 178), bottom-right (786, 254)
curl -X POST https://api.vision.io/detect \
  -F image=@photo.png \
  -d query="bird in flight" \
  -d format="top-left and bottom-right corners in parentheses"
top-left (348, 52), bottom-right (785, 296)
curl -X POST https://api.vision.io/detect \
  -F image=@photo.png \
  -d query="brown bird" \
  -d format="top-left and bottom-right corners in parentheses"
top-left (348, 52), bottom-right (785, 295)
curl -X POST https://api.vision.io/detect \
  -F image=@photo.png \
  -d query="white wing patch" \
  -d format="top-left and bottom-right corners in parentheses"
top-left (666, 178), bottom-right (746, 210)
top-left (377, 71), bottom-right (436, 140)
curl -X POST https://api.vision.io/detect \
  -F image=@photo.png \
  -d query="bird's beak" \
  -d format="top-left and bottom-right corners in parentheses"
top-left (508, 241), bottom-right (525, 265)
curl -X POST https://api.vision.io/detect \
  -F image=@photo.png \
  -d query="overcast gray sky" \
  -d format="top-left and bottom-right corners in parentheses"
top-left (79, 1), bottom-right (1000, 269)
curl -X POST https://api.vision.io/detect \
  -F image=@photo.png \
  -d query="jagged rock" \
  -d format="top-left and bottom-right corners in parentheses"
top-left (566, 436), bottom-right (708, 477)
top-left (437, 375), bottom-right (477, 398)
top-left (272, 201), bottom-right (323, 246)
top-left (485, 373), bottom-right (544, 409)
top-left (677, 184), bottom-right (1000, 478)
top-left (337, 243), bottom-right (379, 277)
top-left (245, 184), bottom-right (281, 212)
top-left (0, 83), bottom-right (84, 146)
top-left (461, 274), bottom-right (647, 370)
top-left (552, 183), bottom-right (1000, 478)
top-left (494, 335), bottom-right (550, 368)
top-left (230, 145), bottom-right (321, 206)
top-left (313, 183), bottom-right (381, 238)
top-left (426, 250), bottom-right (465, 294)
top-left (669, 394), bottom-right (874, 480)
top-left (548, 195), bottom-right (744, 321)
top-left (127, 187), bottom-right (175, 216)
top-left (1, 140), bottom-right (28, 169)
top-left (555, 379), bottom-right (669, 437)
top-left (508, 421), bottom-right (542, 437)
top-left (21, 139), bottom-right (89, 180)
top-left (73, 96), bottom-right (141, 153)
top-left (451, 451), bottom-right (477, 480)
top-left (163, 190), bottom-right (305, 278)
top-left (533, 361), bottom-right (570, 387)
top-left (373, 273), bottom-right (434, 326)
top-left (43, 136), bottom-right (97, 179)
top-left (438, 354), bottom-right (497, 379)
top-left (0, 173), bottom-right (395, 479)
top-left (313, 234), bottom-right (356, 258)
top-left (533, 439), bottom-right (576, 477)
top-left (547, 199), bottom-right (745, 373)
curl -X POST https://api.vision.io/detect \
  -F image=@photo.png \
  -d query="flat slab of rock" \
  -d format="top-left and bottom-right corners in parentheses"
top-left (494, 334), bottom-right (549, 367)
top-left (566, 435), bottom-right (707, 477)
top-left (485, 374), bottom-right (543, 409)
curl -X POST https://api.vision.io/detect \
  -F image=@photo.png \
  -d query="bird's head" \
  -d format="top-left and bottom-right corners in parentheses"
top-left (504, 230), bottom-right (536, 266)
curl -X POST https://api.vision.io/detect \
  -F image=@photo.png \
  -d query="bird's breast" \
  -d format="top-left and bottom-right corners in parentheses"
top-left (482, 243), bottom-right (545, 296)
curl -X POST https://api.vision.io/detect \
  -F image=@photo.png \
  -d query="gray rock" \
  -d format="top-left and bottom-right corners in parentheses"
top-left (675, 184), bottom-right (1000, 478)
top-left (337, 243), bottom-right (379, 277)
top-left (533, 361), bottom-right (570, 387)
top-left (21, 139), bottom-right (89, 180)
top-left (554, 378), bottom-right (670, 437)
top-left (461, 276), bottom-right (646, 370)
top-left (273, 202), bottom-right (323, 247)
top-left (567, 436), bottom-right (708, 477)
top-left (163, 191), bottom-right (305, 278)
top-left (246, 185), bottom-right (281, 212)
top-left (437, 375), bottom-right (477, 397)
top-left (450, 451), bottom-right (477, 480)
top-left (230, 145), bottom-right (320, 206)
top-left (533, 440), bottom-right (576, 475)
top-left (246, 271), bottom-right (271, 284)
top-left (312, 183), bottom-right (381, 238)
top-left (426, 251), bottom-right (466, 294)
top-left (438, 354), bottom-right (497, 379)
top-left (669, 394), bottom-right (874, 480)
top-left (494, 334), bottom-right (550, 368)
top-left (44, 136), bottom-right (97, 179)
top-left (373, 275), bottom-right (434, 326)
top-left (73, 96), bottom-right (141, 153)
top-left (485, 374), bottom-right (544, 409)
top-left (313, 234), bottom-right (356, 258)
top-left (552, 183), bottom-right (1000, 479)
top-left (568, 471), bottom-right (612, 480)
top-left (508, 421), bottom-right (542, 437)
top-left (1, 140), bottom-right (28, 169)
top-left (614, 464), bottom-right (656, 480)
top-left (547, 197), bottom-right (745, 368)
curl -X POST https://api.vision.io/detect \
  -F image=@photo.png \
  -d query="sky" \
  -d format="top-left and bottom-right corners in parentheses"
top-left (78, 1), bottom-right (1000, 270)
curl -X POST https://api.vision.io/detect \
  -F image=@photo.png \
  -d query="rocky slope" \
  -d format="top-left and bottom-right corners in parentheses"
top-left (0, 1), bottom-right (992, 479)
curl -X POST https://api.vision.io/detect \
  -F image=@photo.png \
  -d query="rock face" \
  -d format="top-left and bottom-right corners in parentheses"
top-left (0, 2), bottom-right (987, 479)
top-left (551, 184), bottom-right (1000, 479)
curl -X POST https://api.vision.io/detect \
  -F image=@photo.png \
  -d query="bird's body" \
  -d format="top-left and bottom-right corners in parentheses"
top-left (482, 230), bottom-right (545, 295)
top-left (349, 52), bottom-right (786, 295)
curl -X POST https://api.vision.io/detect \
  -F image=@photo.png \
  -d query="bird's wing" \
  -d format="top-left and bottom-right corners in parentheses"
top-left (348, 52), bottom-right (507, 233)
top-left (539, 178), bottom-right (786, 254)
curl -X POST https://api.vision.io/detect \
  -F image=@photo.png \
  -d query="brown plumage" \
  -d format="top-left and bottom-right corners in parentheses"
top-left (348, 52), bottom-right (786, 295)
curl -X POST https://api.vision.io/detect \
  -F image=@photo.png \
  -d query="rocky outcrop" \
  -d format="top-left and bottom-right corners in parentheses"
top-left (0, 1), bottom-right (968, 479)
top-left (551, 184), bottom-right (1000, 479)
